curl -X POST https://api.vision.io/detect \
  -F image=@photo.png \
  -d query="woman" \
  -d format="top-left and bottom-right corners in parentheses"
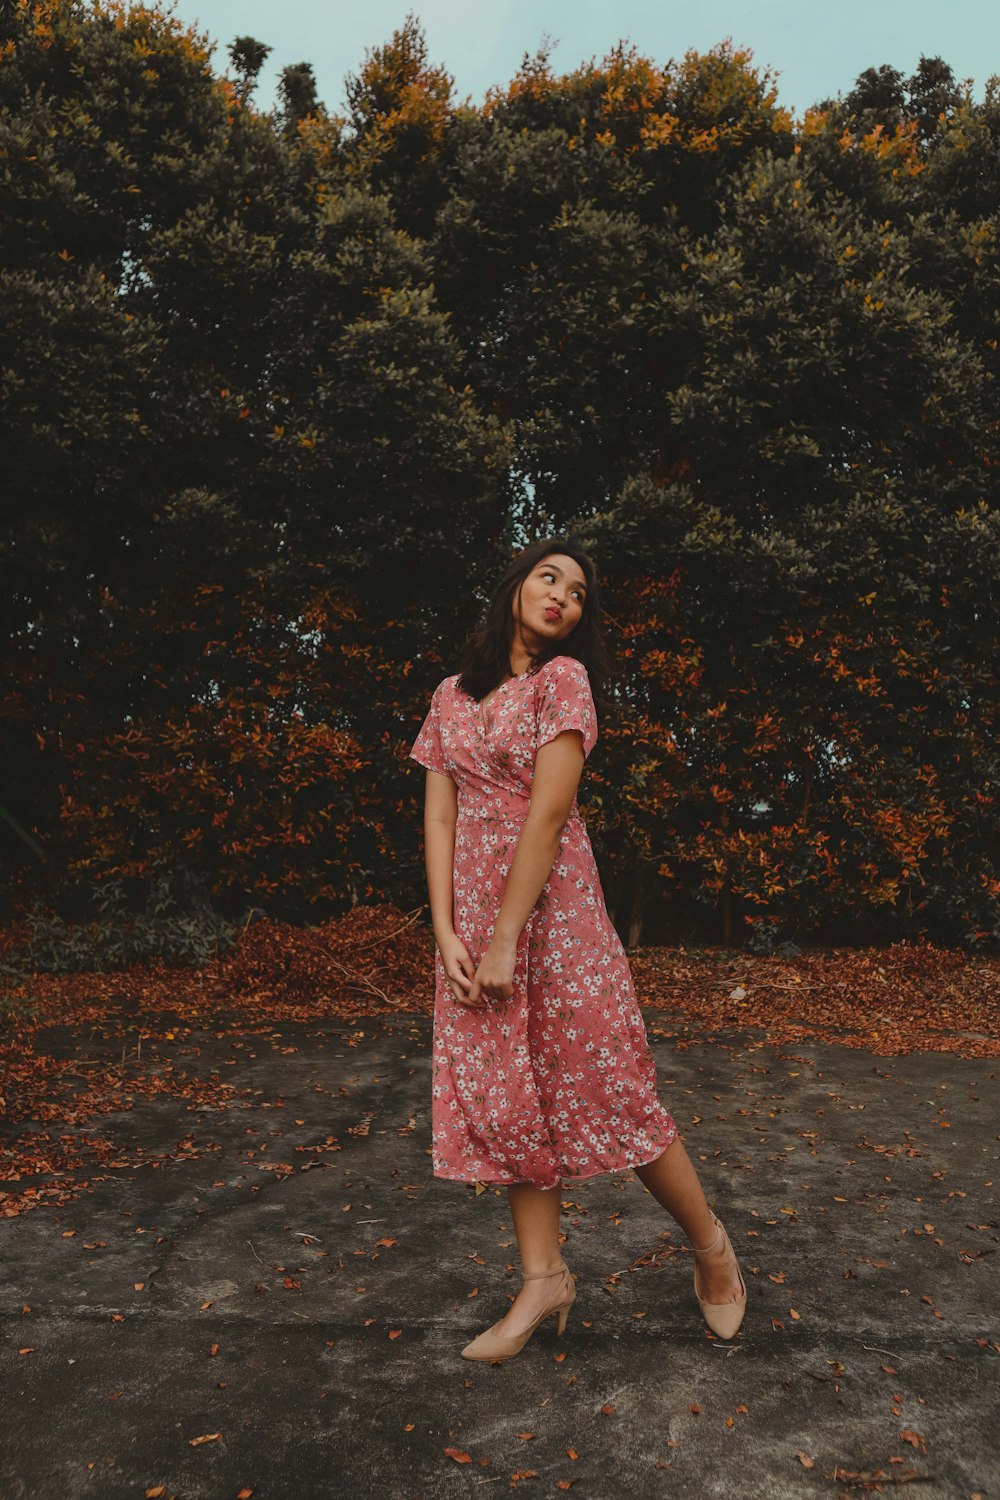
top-left (409, 536), bottom-right (746, 1361)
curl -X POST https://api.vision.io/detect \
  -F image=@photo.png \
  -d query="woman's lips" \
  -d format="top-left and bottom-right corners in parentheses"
top-left (545, 607), bottom-right (562, 620)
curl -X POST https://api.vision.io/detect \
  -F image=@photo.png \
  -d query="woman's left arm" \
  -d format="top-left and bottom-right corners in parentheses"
top-left (467, 731), bottom-right (585, 1003)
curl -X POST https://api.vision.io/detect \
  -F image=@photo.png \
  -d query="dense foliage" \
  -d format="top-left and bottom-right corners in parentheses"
top-left (1, 1), bottom-right (997, 950)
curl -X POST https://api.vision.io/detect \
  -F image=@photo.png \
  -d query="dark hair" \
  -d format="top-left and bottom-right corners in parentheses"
top-left (456, 535), bottom-right (619, 716)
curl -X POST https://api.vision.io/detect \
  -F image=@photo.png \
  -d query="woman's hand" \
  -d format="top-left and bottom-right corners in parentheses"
top-left (438, 931), bottom-right (476, 1006)
top-left (466, 934), bottom-right (517, 1007)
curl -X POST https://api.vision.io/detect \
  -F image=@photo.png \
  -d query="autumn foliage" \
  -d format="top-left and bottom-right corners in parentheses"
top-left (0, 1), bottom-right (997, 951)
top-left (2, 908), bottom-right (997, 1217)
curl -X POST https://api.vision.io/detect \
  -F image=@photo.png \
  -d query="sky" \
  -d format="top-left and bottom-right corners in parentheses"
top-left (163, 0), bottom-right (1000, 120)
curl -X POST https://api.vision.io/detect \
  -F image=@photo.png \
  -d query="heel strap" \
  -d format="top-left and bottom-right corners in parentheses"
top-left (521, 1262), bottom-right (569, 1280)
top-left (691, 1215), bottom-right (725, 1256)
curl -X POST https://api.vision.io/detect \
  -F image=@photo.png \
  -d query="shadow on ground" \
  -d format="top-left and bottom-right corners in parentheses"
top-left (1, 1013), bottom-right (998, 1499)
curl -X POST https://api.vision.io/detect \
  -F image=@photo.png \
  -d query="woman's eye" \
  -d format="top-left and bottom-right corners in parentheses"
top-left (542, 569), bottom-right (583, 602)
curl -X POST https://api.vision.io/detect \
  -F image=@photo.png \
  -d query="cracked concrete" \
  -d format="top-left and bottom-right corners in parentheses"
top-left (1, 1014), bottom-right (998, 1499)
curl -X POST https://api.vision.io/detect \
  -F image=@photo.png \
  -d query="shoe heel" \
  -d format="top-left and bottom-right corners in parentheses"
top-left (461, 1262), bottom-right (574, 1362)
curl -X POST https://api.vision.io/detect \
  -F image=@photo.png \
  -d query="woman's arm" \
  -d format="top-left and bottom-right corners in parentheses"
top-left (422, 768), bottom-right (481, 1006)
top-left (422, 768), bottom-right (458, 945)
top-left (464, 729), bottom-right (585, 1005)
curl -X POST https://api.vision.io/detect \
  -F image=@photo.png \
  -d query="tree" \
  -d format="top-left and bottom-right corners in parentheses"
top-left (844, 64), bottom-right (906, 124)
top-left (228, 35), bottom-right (271, 105)
top-left (279, 61), bottom-right (320, 133)
top-left (1, 4), bottom-right (996, 946)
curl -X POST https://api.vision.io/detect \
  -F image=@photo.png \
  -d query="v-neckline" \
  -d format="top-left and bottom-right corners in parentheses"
top-left (477, 668), bottom-right (531, 733)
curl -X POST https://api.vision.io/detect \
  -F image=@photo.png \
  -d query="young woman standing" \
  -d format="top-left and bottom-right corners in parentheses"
top-left (409, 536), bottom-right (746, 1360)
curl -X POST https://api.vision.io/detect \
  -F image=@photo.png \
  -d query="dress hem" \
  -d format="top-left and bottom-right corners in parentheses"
top-left (432, 1127), bottom-right (679, 1188)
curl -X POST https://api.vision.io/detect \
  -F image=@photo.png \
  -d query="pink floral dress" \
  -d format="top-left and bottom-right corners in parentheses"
top-left (409, 654), bottom-right (678, 1190)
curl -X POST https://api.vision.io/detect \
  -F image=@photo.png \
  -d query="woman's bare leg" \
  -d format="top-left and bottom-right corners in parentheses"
top-left (488, 1181), bottom-right (569, 1336)
top-left (634, 1137), bottom-right (743, 1301)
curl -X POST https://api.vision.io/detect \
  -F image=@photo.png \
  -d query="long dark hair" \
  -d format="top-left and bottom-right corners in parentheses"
top-left (456, 535), bottom-right (619, 717)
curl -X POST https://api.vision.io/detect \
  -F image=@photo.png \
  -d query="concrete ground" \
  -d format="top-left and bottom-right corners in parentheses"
top-left (1, 1012), bottom-right (998, 1499)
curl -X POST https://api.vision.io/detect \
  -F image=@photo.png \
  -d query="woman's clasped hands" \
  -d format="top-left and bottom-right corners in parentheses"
top-left (439, 929), bottom-right (516, 1007)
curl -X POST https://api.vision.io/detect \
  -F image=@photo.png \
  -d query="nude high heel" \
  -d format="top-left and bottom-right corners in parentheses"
top-left (691, 1212), bottom-right (747, 1340)
top-left (460, 1262), bottom-right (575, 1362)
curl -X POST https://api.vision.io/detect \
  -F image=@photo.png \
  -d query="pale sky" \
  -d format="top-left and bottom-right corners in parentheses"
top-left (164, 0), bottom-right (999, 119)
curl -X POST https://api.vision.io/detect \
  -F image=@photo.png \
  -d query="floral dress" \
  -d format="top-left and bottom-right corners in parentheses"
top-left (409, 654), bottom-right (679, 1190)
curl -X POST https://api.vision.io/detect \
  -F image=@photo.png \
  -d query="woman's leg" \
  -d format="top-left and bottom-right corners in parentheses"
top-left (508, 1181), bottom-right (564, 1271)
top-left (634, 1137), bottom-right (744, 1301)
top-left (488, 1181), bottom-right (569, 1336)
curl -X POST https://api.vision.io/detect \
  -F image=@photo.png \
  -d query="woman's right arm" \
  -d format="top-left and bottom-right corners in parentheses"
top-left (422, 771), bottom-right (476, 1004)
top-left (423, 768), bottom-right (457, 947)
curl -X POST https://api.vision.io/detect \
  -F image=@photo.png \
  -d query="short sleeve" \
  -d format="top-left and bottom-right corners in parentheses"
top-left (535, 656), bottom-right (598, 759)
top-left (408, 679), bottom-right (450, 776)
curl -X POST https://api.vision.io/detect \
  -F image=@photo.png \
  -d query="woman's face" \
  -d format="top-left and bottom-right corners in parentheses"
top-left (513, 553), bottom-right (588, 651)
